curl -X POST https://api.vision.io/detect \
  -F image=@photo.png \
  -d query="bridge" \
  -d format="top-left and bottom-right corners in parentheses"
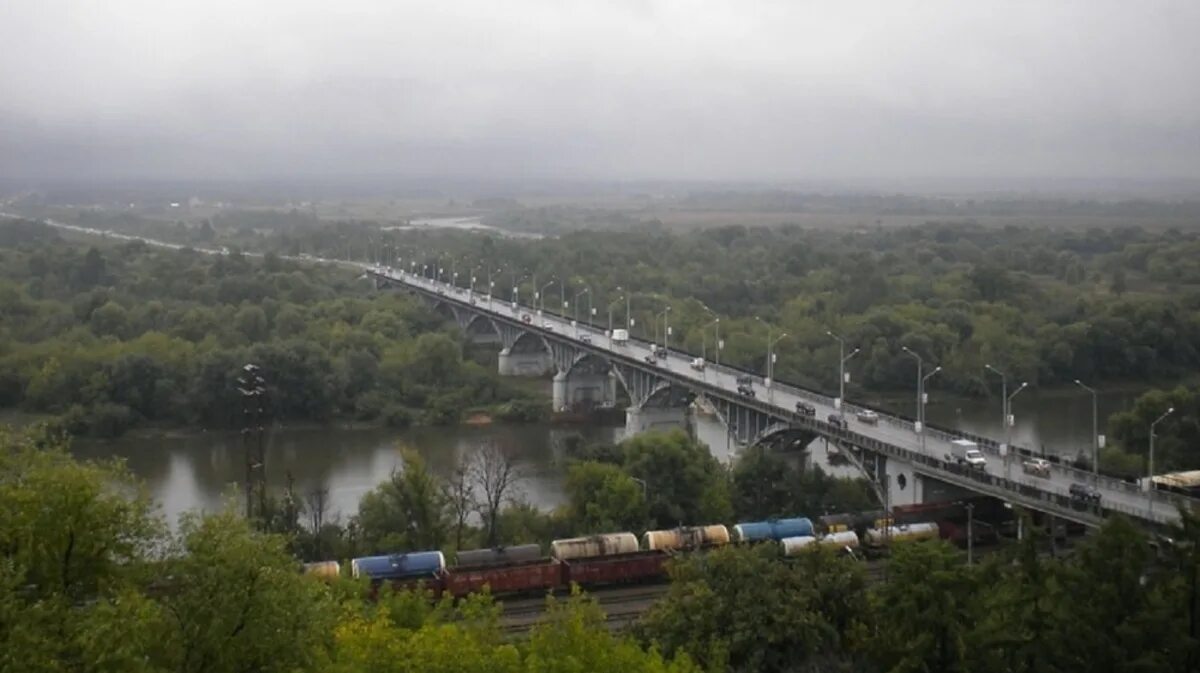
top-left (368, 265), bottom-right (1194, 530)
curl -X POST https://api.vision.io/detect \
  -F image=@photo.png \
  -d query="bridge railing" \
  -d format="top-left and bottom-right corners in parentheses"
top-left (389, 272), bottom-right (1195, 519)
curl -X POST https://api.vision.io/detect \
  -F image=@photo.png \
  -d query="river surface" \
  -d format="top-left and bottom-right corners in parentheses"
top-left (70, 386), bottom-right (1143, 526)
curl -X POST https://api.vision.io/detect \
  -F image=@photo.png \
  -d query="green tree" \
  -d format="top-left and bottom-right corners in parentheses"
top-left (621, 430), bottom-right (732, 528)
top-left (357, 449), bottom-right (450, 552)
top-left (565, 461), bottom-right (647, 533)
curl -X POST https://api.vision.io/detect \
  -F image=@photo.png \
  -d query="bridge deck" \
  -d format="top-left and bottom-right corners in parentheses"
top-left (373, 266), bottom-right (1193, 528)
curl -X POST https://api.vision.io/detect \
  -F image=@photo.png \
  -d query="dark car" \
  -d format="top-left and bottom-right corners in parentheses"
top-left (1069, 482), bottom-right (1101, 504)
top-left (644, 354), bottom-right (657, 364)
top-left (737, 384), bottom-right (756, 397)
top-left (794, 401), bottom-right (816, 417)
top-left (827, 414), bottom-right (846, 429)
top-left (654, 347), bottom-right (668, 359)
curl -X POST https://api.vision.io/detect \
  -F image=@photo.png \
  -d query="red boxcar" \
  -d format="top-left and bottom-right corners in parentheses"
top-left (562, 551), bottom-right (669, 588)
top-left (442, 560), bottom-right (564, 598)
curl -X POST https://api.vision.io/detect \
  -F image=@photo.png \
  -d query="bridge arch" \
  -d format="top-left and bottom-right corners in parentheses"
top-left (464, 314), bottom-right (501, 343)
top-left (510, 330), bottom-right (551, 355)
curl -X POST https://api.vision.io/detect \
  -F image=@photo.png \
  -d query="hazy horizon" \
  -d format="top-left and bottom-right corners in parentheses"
top-left (3, 1), bottom-right (1198, 184)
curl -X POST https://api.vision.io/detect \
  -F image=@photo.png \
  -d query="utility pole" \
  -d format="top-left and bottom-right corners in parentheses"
top-left (238, 364), bottom-right (268, 526)
top-left (1149, 407), bottom-right (1174, 517)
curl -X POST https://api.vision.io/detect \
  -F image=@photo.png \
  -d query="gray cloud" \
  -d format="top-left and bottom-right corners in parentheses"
top-left (2, 0), bottom-right (1198, 182)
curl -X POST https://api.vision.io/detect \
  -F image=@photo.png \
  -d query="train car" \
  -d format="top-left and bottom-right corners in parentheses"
top-left (780, 531), bottom-right (860, 556)
top-left (302, 561), bottom-right (341, 579)
top-left (454, 544), bottom-right (542, 568)
top-left (443, 559), bottom-right (563, 598)
top-left (351, 551), bottom-right (446, 581)
top-left (562, 550), bottom-right (669, 588)
top-left (550, 533), bottom-right (639, 560)
top-left (817, 511), bottom-right (887, 534)
top-left (864, 522), bottom-right (939, 547)
top-left (642, 525), bottom-right (730, 551)
top-left (937, 520), bottom-right (999, 548)
top-left (732, 517), bottom-right (813, 543)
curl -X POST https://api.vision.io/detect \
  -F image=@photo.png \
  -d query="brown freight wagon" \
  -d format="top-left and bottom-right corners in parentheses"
top-left (442, 559), bottom-right (564, 598)
top-left (561, 550), bottom-right (669, 588)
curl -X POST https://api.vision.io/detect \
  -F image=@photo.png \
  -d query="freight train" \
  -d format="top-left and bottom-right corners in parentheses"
top-left (302, 511), bottom-right (974, 599)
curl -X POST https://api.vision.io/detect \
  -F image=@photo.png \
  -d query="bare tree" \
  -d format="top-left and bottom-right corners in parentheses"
top-left (468, 441), bottom-right (523, 547)
top-left (442, 464), bottom-right (475, 551)
top-left (305, 487), bottom-right (329, 535)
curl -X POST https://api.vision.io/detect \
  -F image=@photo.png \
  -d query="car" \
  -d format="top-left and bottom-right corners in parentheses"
top-left (580, 334), bottom-right (592, 344)
top-left (521, 314), bottom-right (532, 324)
top-left (1069, 483), bottom-right (1101, 504)
top-left (541, 321), bottom-right (554, 331)
top-left (654, 347), bottom-right (668, 359)
top-left (1022, 457), bottom-right (1051, 477)
top-left (690, 358), bottom-right (706, 371)
top-left (856, 410), bottom-right (879, 425)
top-left (827, 414), bottom-right (846, 429)
top-left (794, 401), bottom-right (816, 417)
top-left (737, 384), bottom-right (756, 397)
top-left (644, 355), bottom-right (657, 364)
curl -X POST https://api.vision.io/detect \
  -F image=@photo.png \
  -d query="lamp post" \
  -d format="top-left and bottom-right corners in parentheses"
top-left (767, 332), bottom-right (789, 390)
top-left (920, 366), bottom-right (941, 450)
top-left (537, 279), bottom-right (555, 315)
top-left (654, 307), bottom-right (672, 350)
top-left (1149, 407), bottom-right (1174, 516)
top-left (572, 287), bottom-right (590, 326)
top-left (630, 476), bottom-right (648, 500)
top-left (828, 331), bottom-right (860, 419)
top-left (702, 318), bottom-right (720, 364)
top-left (1004, 382), bottom-right (1029, 478)
top-left (1074, 379), bottom-right (1100, 476)
top-left (901, 347), bottom-right (924, 431)
top-left (607, 289), bottom-right (624, 337)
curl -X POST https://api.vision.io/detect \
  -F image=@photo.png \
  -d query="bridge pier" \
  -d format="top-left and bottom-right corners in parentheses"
top-left (625, 404), bottom-right (690, 437)
top-left (552, 370), bottom-right (616, 412)
top-left (498, 348), bottom-right (553, 377)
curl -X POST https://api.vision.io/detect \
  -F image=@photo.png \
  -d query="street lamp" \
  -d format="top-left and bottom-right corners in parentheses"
top-left (767, 332), bottom-right (789, 389)
top-left (1074, 379), bottom-right (1100, 476)
top-left (702, 318), bottom-right (720, 364)
top-left (572, 287), bottom-right (590, 325)
top-left (607, 289), bottom-right (625, 336)
top-left (828, 330), bottom-right (860, 419)
top-left (654, 306), bottom-right (672, 349)
top-left (537, 278), bottom-right (556, 315)
top-left (630, 476), bottom-right (648, 500)
top-left (1149, 407), bottom-right (1174, 514)
top-left (901, 347), bottom-right (925, 432)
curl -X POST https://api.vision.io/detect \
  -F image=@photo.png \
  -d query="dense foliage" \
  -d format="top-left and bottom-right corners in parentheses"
top-left (639, 518), bottom-right (1200, 673)
top-left (0, 224), bottom-right (545, 436)
top-left (0, 426), bottom-right (698, 673)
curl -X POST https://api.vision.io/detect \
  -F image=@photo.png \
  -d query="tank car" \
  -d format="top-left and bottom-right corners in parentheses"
top-left (550, 533), bottom-right (639, 560)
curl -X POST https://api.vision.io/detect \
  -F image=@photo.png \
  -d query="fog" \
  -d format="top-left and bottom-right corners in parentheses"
top-left (2, 1), bottom-right (1198, 182)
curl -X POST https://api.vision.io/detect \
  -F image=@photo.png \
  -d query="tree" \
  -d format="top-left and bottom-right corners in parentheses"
top-left (442, 463), bottom-right (475, 551)
top-left (621, 430), bottom-right (731, 528)
top-left (639, 544), bottom-right (867, 672)
top-left (730, 444), bottom-right (793, 519)
top-left (357, 449), bottom-right (450, 553)
top-left (469, 442), bottom-right (523, 547)
top-left (565, 461), bottom-right (647, 533)
top-left (158, 509), bottom-right (337, 673)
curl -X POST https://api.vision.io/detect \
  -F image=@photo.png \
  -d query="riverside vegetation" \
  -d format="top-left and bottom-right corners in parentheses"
top-left (0, 221), bottom-right (547, 437)
top-left (6, 424), bottom-right (1200, 673)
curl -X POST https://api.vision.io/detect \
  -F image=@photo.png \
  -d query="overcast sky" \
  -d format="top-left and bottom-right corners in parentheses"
top-left (2, 1), bottom-right (1198, 183)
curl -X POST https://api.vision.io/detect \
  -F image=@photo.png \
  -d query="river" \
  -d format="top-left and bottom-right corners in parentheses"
top-left (69, 385), bottom-right (1143, 526)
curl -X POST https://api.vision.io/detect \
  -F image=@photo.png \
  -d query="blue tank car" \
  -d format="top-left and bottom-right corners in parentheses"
top-left (732, 517), bottom-right (813, 542)
top-left (351, 551), bottom-right (446, 580)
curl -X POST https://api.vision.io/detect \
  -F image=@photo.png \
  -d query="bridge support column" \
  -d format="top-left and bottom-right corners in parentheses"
top-left (498, 348), bottom-right (553, 377)
top-left (625, 404), bottom-right (689, 437)
top-left (553, 370), bottom-right (616, 411)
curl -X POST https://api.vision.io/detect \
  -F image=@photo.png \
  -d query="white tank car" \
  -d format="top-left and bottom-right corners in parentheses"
top-left (864, 522), bottom-right (939, 546)
top-left (550, 533), bottom-right (639, 560)
top-left (780, 531), bottom-right (860, 556)
top-left (641, 525), bottom-right (730, 551)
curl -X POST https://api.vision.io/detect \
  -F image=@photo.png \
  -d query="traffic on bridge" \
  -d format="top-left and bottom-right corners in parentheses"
top-left (369, 264), bottom-right (1194, 529)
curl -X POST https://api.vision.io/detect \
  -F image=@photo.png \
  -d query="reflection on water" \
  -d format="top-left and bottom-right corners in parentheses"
top-left (70, 386), bottom-right (1145, 524)
top-left (71, 423), bottom-right (621, 527)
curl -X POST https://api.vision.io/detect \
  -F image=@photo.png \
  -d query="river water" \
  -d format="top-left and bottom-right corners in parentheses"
top-left (70, 385), bottom-right (1142, 526)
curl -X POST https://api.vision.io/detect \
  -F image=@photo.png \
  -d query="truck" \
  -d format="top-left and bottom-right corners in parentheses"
top-left (946, 439), bottom-right (987, 470)
top-left (611, 328), bottom-right (629, 344)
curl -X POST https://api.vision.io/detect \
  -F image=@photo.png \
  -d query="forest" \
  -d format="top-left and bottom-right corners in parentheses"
top-left (0, 221), bottom-right (546, 437)
top-left (5, 424), bottom-right (1200, 673)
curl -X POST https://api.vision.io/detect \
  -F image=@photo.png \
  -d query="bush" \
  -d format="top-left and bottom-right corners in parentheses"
top-left (383, 404), bottom-right (414, 428)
